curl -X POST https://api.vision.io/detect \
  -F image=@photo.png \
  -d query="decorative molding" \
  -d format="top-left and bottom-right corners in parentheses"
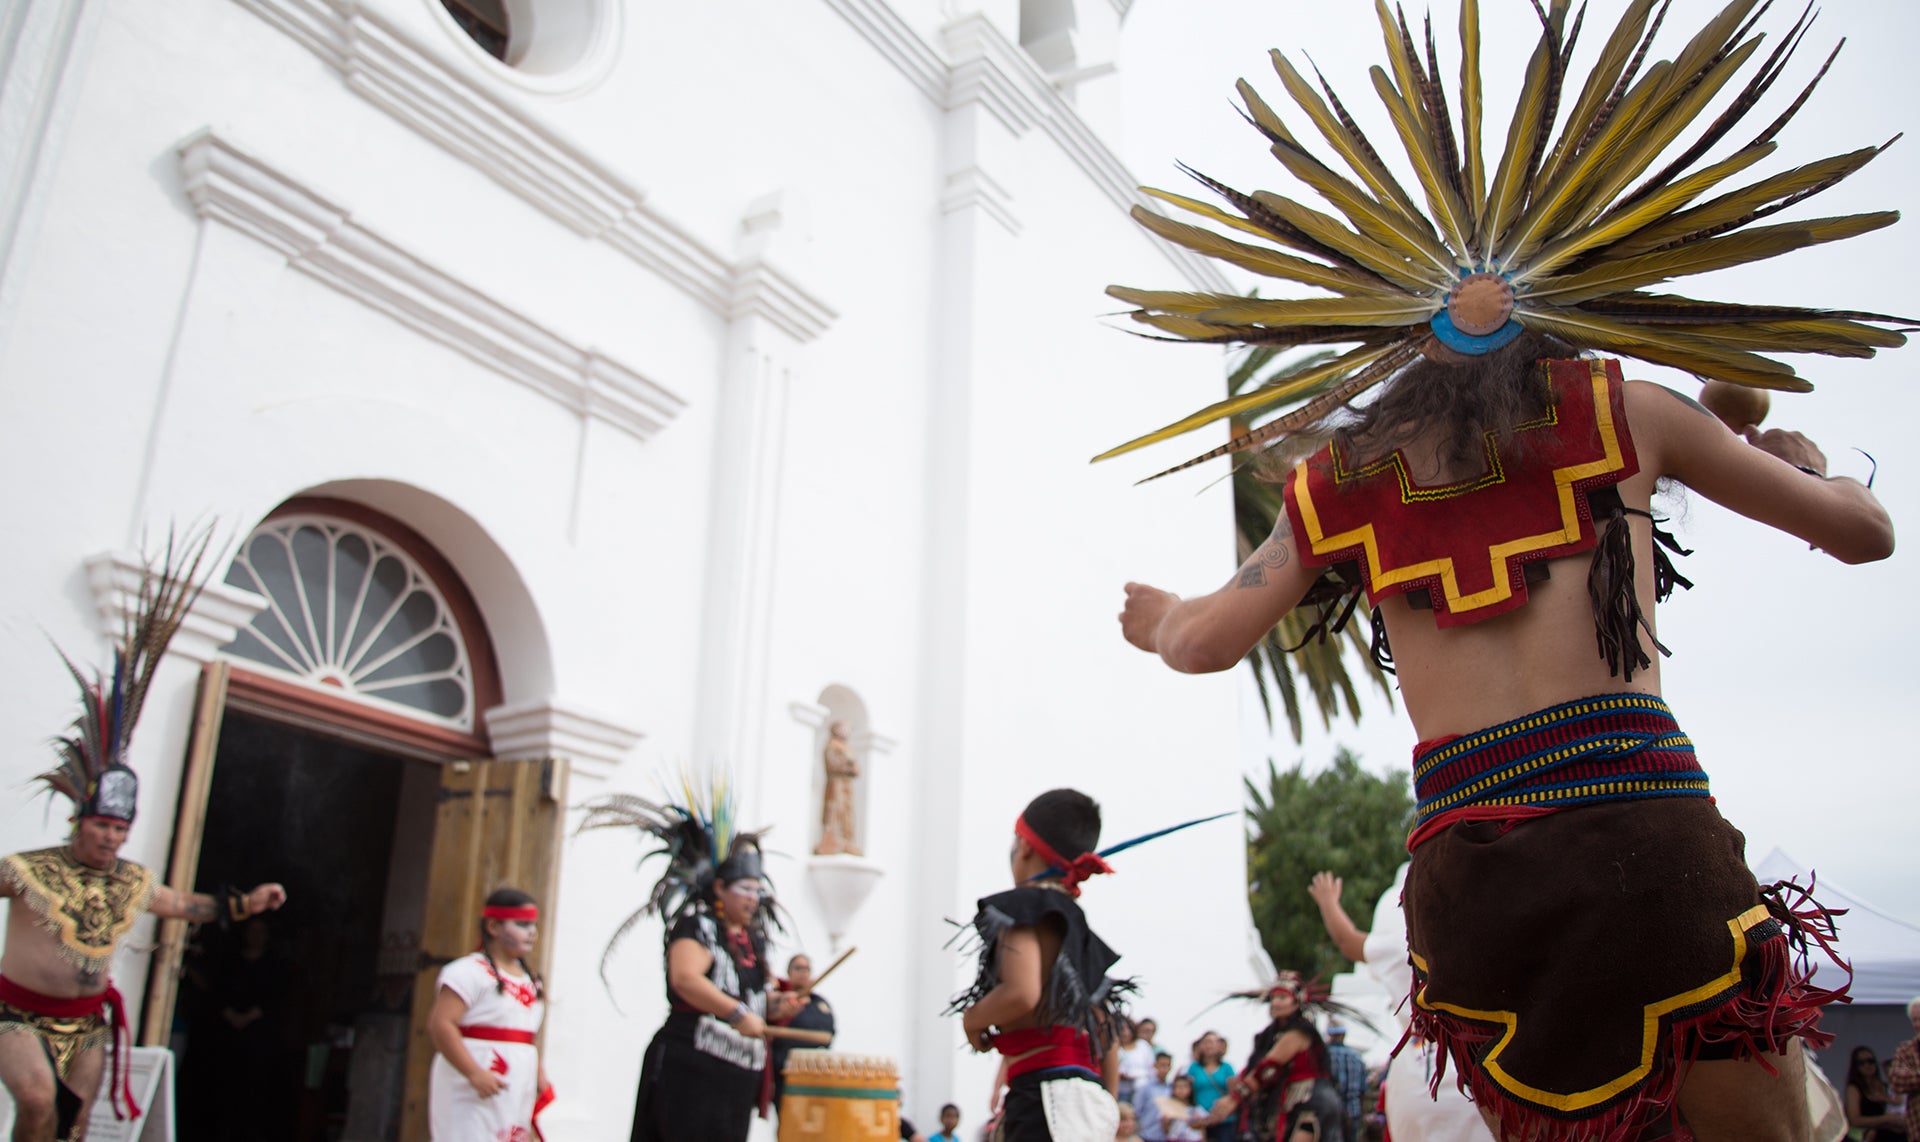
top-left (178, 130), bottom-right (687, 443)
top-left (729, 260), bottom-right (839, 345)
top-left (823, 2), bottom-right (1232, 294)
top-left (816, 0), bottom-right (949, 103)
top-left (788, 700), bottom-right (831, 730)
top-left (788, 700), bottom-right (894, 757)
top-left (85, 551), bottom-right (269, 666)
top-left (483, 696), bottom-right (644, 780)
top-left (230, 0), bottom-right (835, 341)
top-left (941, 165), bottom-right (1021, 237)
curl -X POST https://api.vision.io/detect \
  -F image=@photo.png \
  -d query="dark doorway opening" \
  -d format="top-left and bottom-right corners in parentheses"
top-left (174, 711), bottom-right (434, 1142)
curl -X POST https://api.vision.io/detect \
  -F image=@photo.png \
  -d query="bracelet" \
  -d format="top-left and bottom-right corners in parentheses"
top-left (725, 1001), bottom-right (749, 1026)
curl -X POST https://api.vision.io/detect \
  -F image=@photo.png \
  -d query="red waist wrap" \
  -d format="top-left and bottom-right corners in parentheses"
top-left (461, 1025), bottom-right (537, 1045)
top-left (994, 1026), bottom-right (1096, 1080)
top-left (0, 974), bottom-right (140, 1121)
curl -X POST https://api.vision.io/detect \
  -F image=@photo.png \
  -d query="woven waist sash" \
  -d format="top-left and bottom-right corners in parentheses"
top-left (1410, 693), bottom-right (1707, 847)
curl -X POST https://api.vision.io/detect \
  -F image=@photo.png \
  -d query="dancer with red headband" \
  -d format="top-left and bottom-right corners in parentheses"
top-left (426, 887), bottom-right (552, 1142)
top-left (2, 534), bottom-right (287, 1142)
top-left (950, 788), bottom-right (1129, 1142)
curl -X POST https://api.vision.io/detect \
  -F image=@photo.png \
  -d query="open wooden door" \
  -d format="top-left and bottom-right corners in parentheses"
top-left (399, 756), bottom-right (570, 1141)
top-left (141, 661), bottom-right (232, 1046)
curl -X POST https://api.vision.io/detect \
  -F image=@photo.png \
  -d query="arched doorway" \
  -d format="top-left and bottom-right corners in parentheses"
top-left (145, 498), bottom-right (564, 1142)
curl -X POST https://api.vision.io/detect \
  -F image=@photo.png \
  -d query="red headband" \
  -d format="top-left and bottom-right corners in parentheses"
top-left (1015, 815), bottom-right (1113, 898)
top-left (482, 905), bottom-right (539, 922)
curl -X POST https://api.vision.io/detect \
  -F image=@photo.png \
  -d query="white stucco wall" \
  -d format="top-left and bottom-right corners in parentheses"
top-left (0, 0), bottom-right (1263, 1135)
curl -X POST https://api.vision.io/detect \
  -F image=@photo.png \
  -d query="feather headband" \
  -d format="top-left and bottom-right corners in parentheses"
top-left (577, 771), bottom-right (780, 989)
top-left (1103, 0), bottom-right (1914, 480)
top-left (39, 526), bottom-right (218, 820)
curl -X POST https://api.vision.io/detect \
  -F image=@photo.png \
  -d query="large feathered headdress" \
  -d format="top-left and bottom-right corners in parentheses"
top-left (39, 527), bottom-right (218, 823)
top-left (578, 772), bottom-right (779, 986)
top-left (1102, 0), bottom-right (1912, 479)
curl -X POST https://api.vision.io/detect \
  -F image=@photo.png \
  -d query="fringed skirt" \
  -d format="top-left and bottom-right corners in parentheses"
top-left (1401, 695), bottom-right (1846, 1142)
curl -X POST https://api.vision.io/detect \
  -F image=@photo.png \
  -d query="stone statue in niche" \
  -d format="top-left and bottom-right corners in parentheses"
top-left (813, 720), bottom-right (862, 856)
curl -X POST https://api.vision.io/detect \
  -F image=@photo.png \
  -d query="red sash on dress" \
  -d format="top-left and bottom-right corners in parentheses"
top-left (994, 1026), bottom-right (1097, 1080)
top-left (460, 1024), bottom-right (538, 1045)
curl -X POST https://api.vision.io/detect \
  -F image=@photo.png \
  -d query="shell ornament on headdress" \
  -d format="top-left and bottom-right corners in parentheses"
top-left (1102, 0), bottom-right (1912, 479)
top-left (578, 772), bottom-right (781, 987)
top-left (38, 528), bottom-right (218, 824)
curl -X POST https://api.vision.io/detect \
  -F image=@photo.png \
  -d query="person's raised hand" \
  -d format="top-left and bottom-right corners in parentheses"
top-left (1308, 871), bottom-right (1343, 909)
top-left (1743, 426), bottom-right (1827, 476)
top-left (247, 884), bottom-right (288, 913)
top-left (1119, 583), bottom-right (1180, 653)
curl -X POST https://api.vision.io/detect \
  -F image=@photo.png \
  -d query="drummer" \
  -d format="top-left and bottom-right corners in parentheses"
top-left (770, 953), bottom-right (837, 1109)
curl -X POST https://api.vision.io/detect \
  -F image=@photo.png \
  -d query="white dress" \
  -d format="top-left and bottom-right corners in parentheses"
top-left (1363, 863), bottom-right (1495, 1142)
top-left (429, 953), bottom-right (546, 1142)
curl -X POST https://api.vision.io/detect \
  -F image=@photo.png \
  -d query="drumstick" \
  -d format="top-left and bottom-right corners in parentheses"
top-left (796, 946), bottom-right (856, 998)
top-left (762, 1026), bottom-right (833, 1045)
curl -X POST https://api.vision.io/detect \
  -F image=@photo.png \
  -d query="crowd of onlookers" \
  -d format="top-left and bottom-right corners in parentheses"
top-left (900, 1013), bottom-right (1386, 1142)
top-left (1846, 1028), bottom-right (1919, 1142)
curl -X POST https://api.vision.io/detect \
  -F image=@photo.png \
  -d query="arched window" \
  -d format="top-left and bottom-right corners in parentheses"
top-left (221, 504), bottom-right (493, 731)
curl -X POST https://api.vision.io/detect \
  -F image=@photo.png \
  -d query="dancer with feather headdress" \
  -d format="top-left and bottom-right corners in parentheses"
top-left (580, 776), bottom-right (796, 1142)
top-left (0, 530), bottom-right (287, 1142)
top-left (1109, 3), bottom-right (1898, 1140)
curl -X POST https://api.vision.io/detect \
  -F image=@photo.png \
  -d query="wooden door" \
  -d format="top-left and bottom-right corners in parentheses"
top-left (141, 661), bottom-right (232, 1046)
top-left (399, 756), bottom-right (570, 1141)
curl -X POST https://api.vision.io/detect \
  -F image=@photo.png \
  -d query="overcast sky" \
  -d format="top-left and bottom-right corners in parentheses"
top-left (1111, 0), bottom-right (1920, 926)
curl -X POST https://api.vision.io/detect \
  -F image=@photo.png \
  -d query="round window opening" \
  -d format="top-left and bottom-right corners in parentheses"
top-left (433, 0), bottom-right (617, 87)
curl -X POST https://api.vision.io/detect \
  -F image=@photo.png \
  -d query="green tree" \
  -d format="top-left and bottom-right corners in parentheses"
top-left (1245, 748), bottom-right (1413, 981)
top-left (1228, 347), bottom-right (1393, 742)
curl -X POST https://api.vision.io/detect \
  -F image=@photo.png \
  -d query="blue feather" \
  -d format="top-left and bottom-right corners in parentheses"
top-left (1036, 811), bottom-right (1236, 880)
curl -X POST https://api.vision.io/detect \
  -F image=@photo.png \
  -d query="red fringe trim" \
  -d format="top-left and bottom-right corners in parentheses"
top-left (1404, 878), bottom-right (1850, 1142)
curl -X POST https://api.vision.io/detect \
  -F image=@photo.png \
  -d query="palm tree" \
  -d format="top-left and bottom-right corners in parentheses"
top-left (1228, 347), bottom-right (1393, 742)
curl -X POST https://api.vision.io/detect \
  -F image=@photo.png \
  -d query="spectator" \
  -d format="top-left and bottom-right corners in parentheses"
top-left (899, 1115), bottom-right (928, 1142)
top-left (1845, 1045), bottom-right (1906, 1141)
top-left (770, 953), bottom-right (836, 1110)
top-left (930, 1102), bottom-right (963, 1142)
top-left (1324, 1024), bottom-right (1367, 1130)
top-left (1118, 1018), bottom-right (1156, 1103)
top-left (1889, 997), bottom-right (1920, 1142)
top-left (1133, 1050), bottom-right (1175, 1140)
top-left (1116, 1102), bottom-right (1140, 1140)
top-left (1162, 1073), bottom-right (1205, 1142)
top-left (1185, 1031), bottom-right (1236, 1142)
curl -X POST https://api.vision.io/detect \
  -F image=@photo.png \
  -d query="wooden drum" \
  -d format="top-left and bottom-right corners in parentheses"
top-left (777, 1050), bottom-right (901, 1141)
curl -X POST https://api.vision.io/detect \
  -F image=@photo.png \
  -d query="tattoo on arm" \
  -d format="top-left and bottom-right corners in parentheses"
top-left (1653, 383), bottom-right (1716, 420)
top-left (1237, 563), bottom-right (1267, 589)
top-left (1236, 536), bottom-right (1292, 589)
top-left (183, 895), bottom-right (220, 923)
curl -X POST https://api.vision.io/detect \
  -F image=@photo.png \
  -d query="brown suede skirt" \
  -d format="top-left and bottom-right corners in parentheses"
top-left (1404, 797), bottom-right (1843, 1142)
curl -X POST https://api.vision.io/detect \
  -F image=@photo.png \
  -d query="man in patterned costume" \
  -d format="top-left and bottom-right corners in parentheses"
top-left (1104, 3), bottom-right (1903, 1139)
top-left (1, 537), bottom-right (287, 1141)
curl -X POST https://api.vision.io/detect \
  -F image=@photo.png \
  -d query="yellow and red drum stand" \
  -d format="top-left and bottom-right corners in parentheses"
top-left (777, 1051), bottom-right (900, 1141)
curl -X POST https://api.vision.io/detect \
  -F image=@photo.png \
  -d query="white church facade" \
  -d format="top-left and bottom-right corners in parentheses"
top-left (0, 0), bottom-right (1268, 1135)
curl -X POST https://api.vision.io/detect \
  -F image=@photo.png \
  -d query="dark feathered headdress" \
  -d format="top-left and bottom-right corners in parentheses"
top-left (1103, 0), bottom-right (1913, 480)
top-left (578, 771), bottom-right (780, 987)
top-left (39, 527), bottom-right (217, 823)
top-left (1218, 970), bottom-right (1375, 1031)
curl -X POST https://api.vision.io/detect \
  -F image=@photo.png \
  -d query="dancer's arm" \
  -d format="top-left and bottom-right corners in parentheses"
top-left (961, 926), bottom-right (1043, 1050)
top-left (666, 937), bottom-right (767, 1038)
top-left (1308, 872), bottom-right (1368, 963)
top-left (427, 987), bottom-right (504, 1098)
top-left (1120, 515), bottom-right (1319, 674)
top-left (151, 883), bottom-right (287, 923)
top-left (1631, 382), bottom-right (1893, 563)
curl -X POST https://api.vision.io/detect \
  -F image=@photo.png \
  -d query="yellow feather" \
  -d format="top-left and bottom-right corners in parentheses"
top-left (1195, 295), bottom-right (1438, 327)
top-left (1237, 78), bottom-right (1303, 149)
top-left (1458, 0), bottom-right (1486, 223)
top-left (1519, 142), bottom-right (1776, 280)
top-left (1481, 23), bottom-right (1558, 253)
top-left (1533, 0), bottom-right (1661, 191)
top-left (1105, 285), bottom-right (1248, 314)
top-left (1127, 206), bottom-right (1391, 295)
top-left (1527, 212), bottom-right (1900, 304)
top-left (1091, 343), bottom-right (1400, 462)
top-left (1253, 192), bottom-right (1449, 292)
top-left (1263, 139), bottom-right (1457, 275)
top-left (1369, 66), bottom-right (1475, 259)
top-left (1520, 307), bottom-right (1811, 389)
top-left (1600, 145), bottom-right (1889, 260)
top-left (1372, 0), bottom-right (1435, 139)
top-left (1267, 51), bottom-right (1429, 229)
top-left (1142, 187), bottom-right (1291, 244)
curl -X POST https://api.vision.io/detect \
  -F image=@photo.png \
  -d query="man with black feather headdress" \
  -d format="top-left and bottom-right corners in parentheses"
top-left (580, 781), bottom-right (800, 1142)
top-left (1, 533), bottom-right (287, 1142)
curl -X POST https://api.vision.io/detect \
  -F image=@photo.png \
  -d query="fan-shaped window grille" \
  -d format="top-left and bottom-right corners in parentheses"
top-left (221, 516), bottom-right (475, 729)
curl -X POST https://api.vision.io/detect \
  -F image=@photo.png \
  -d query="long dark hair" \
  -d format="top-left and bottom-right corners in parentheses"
top-left (1848, 1046), bottom-right (1887, 1096)
top-left (478, 886), bottom-right (544, 998)
top-left (1333, 331), bottom-right (1578, 477)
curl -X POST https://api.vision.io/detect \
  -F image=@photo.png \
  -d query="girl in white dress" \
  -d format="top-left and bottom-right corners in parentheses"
top-left (427, 887), bottom-right (552, 1141)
